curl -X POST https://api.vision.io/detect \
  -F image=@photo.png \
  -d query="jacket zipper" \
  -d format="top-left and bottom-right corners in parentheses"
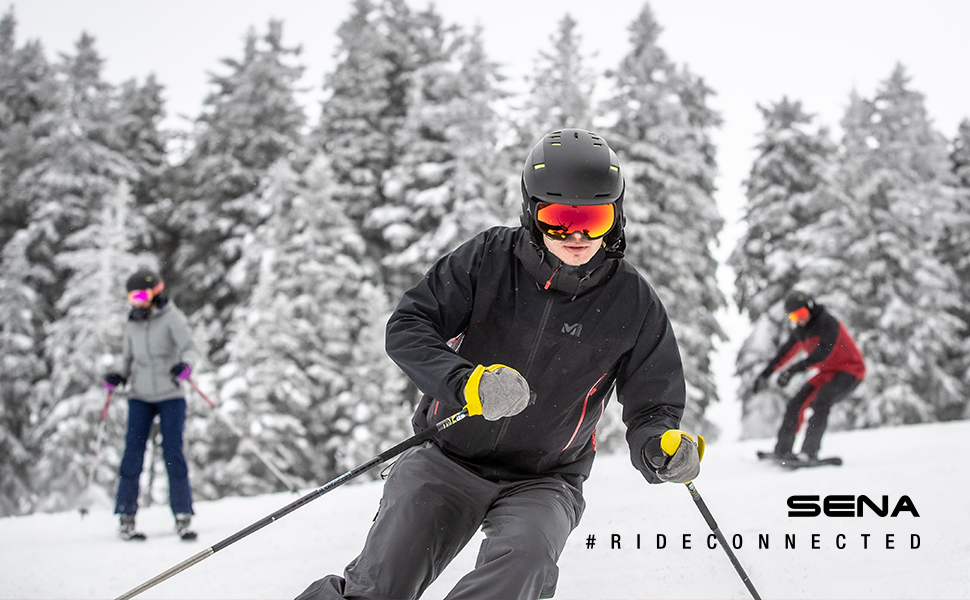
top-left (561, 372), bottom-right (607, 452)
top-left (144, 318), bottom-right (156, 399)
top-left (490, 295), bottom-right (555, 453)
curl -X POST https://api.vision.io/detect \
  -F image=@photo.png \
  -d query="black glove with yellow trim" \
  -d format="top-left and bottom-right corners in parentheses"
top-left (642, 429), bottom-right (704, 483)
top-left (464, 364), bottom-right (531, 421)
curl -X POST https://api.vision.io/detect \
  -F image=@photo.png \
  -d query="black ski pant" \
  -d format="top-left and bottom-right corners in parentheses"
top-left (295, 442), bottom-right (585, 600)
top-left (774, 371), bottom-right (860, 458)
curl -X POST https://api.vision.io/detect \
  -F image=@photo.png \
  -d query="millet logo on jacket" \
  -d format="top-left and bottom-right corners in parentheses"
top-left (562, 323), bottom-right (583, 337)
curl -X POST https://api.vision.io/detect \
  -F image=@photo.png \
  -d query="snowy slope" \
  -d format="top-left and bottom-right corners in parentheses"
top-left (1, 420), bottom-right (968, 600)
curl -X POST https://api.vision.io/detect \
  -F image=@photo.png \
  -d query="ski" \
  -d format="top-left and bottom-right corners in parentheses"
top-left (782, 456), bottom-right (842, 470)
top-left (120, 530), bottom-right (147, 542)
top-left (757, 450), bottom-right (842, 469)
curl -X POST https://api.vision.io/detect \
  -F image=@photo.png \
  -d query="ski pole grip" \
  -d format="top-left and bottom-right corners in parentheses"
top-left (660, 429), bottom-right (705, 462)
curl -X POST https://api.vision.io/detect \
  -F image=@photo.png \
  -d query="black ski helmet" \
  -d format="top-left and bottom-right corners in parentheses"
top-left (784, 290), bottom-right (815, 313)
top-left (520, 129), bottom-right (626, 251)
top-left (126, 269), bottom-right (163, 292)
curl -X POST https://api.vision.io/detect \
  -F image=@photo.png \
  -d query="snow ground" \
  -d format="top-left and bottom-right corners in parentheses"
top-left (1, 419), bottom-right (968, 600)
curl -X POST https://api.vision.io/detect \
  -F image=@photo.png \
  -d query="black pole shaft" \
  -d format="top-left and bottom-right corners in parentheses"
top-left (685, 481), bottom-right (762, 600)
top-left (114, 409), bottom-right (470, 600)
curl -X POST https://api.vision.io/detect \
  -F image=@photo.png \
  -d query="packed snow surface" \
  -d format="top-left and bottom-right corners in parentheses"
top-left (2, 420), bottom-right (967, 600)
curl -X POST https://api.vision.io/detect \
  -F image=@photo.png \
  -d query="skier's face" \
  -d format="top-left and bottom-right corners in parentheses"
top-left (788, 307), bottom-right (810, 327)
top-left (543, 231), bottom-right (600, 266)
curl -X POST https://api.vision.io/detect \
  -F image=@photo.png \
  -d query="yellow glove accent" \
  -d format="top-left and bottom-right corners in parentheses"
top-left (463, 364), bottom-right (523, 416)
top-left (660, 429), bottom-right (706, 462)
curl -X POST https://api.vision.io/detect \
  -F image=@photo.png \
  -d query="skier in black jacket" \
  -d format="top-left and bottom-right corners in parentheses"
top-left (296, 129), bottom-right (700, 600)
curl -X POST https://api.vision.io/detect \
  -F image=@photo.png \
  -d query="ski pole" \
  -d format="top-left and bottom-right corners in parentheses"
top-left (113, 407), bottom-right (471, 600)
top-left (684, 481), bottom-right (762, 600)
top-left (79, 390), bottom-right (114, 518)
top-left (187, 377), bottom-right (300, 494)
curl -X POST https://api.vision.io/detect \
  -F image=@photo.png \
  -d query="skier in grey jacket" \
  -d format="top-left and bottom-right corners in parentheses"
top-left (104, 269), bottom-right (201, 541)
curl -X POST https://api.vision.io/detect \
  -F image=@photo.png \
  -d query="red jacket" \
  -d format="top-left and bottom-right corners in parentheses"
top-left (767, 305), bottom-right (865, 381)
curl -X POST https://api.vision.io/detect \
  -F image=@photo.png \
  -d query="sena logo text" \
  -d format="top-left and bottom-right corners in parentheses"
top-left (787, 494), bottom-right (919, 517)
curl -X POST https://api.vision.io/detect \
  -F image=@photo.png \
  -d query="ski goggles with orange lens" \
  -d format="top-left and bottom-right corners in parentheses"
top-left (535, 202), bottom-right (616, 240)
top-left (788, 307), bottom-right (810, 322)
top-left (127, 282), bottom-right (164, 307)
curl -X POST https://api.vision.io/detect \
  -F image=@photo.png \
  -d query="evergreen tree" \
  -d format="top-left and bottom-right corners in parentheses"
top-left (203, 157), bottom-right (407, 497)
top-left (516, 14), bottom-right (596, 147)
top-left (114, 74), bottom-right (172, 258)
top-left (377, 24), bottom-right (510, 298)
top-left (317, 0), bottom-right (453, 254)
top-left (0, 229), bottom-right (47, 516)
top-left (799, 64), bottom-right (965, 426)
top-left (944, 119), bottom-right (970, 399)
top-left (170, 20), bottom-right (306, 364)
top-left (600, 3), bottom-right (724, 437)
top-left (0, 8), bottom-right (58, 248)
top-left (729, 98), bottom-right (839, 438)
top-left (0, 33), bottom-right (139, 514)
top-left (31, 182), bottom-right (149, 512)
top-left (0, 6), bottom-right (58, 516)
top-left (12, 32), bottom-right (137, 309)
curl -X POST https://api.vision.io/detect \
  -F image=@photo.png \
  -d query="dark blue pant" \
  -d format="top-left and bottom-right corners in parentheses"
top-left (295, 442), bottom-right (585, 600)
top-left (115, 397), bottom-right (193, 516)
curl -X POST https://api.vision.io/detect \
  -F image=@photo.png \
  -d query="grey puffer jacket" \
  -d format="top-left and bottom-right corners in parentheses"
top-left (119, 302), bottom-right (200, 402)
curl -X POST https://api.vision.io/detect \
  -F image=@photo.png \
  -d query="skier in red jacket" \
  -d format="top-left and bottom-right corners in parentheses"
top-left (754, 291), bottom-right (865, 461)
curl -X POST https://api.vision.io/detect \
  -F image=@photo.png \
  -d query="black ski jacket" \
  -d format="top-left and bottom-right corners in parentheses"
top-left (385, 226), bottom-right (686, 484)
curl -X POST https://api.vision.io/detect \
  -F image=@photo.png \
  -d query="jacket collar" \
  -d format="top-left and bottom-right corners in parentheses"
top-left (513, 228), bottom-right (617, 298)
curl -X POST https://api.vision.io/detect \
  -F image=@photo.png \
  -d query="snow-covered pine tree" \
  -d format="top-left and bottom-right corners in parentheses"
top-left (11, 32), bottom-right (138, 311)
top-left (799, 64), bottom-right (965, 427)
top-left (0, 231), bottom-right (47, 516)
top-left (0, 7), bottom-right (59, 517)
top-left (316, 0), bottom-right (457, 256)
top-left (514, 14), bottom-right (596, 150)
top-left (729, 98), bottom-right (839, 439)
top-left (169, 20), bottom-right (306, 365)
top-left (114, 74), bottom-right (173, 259)
top-left (377, 23), bottom-right (511, 299)
top-left (0, 8), bottom-right (58, 249)
top-left (199, 157), bottom-right (407, 497)
top-left (32, 182), bottom-right (151, 512)
top-left (2, 33), bottom-right (140, 514)
top-left (943, 119), bottom-right (970, 402)
top-left (312, 0), bottom-right (389, 229)
top-left (600, 3), bottom-right (724, 438)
